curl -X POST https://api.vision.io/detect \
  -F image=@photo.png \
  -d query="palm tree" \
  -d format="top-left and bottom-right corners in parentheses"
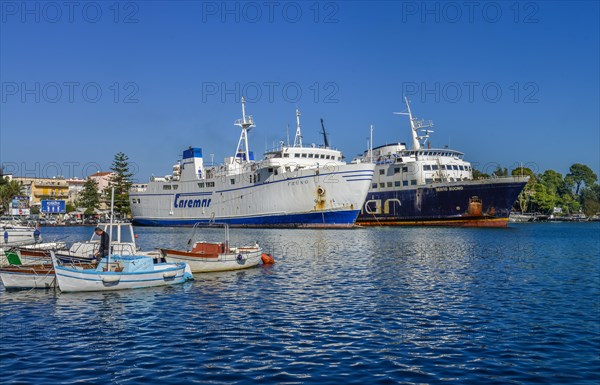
top-left (0, 180), bottom-right (24, 214)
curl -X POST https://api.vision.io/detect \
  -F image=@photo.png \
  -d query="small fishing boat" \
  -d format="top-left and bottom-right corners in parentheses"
top-left (51, 253), bottom-right (193, 292)
top-left (0, 264), bottom-right (56, 290)
top-left (159, 223), bottom-right (267, 273)
top-left (15, 242), bottom-right (68, 265)
top-left (54, 222), bottom-right (160, 264)
top-left (48, 188), bottom-right (193, 293)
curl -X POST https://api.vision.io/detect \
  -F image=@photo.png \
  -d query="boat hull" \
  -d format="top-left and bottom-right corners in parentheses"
top-left (0, 265), bottom-right (55, 290)
top-left (131, 164), bottom-right (374, 228)
top-left (54, 262), bottom-right (191, 292)
top-left (357, 177), bottom-right (527, 228)
top-left (161, 248), bottom-right (262, 273)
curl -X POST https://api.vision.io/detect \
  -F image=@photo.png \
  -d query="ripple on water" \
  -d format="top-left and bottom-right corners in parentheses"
top-left (1, 223), bottom-right (599, 384)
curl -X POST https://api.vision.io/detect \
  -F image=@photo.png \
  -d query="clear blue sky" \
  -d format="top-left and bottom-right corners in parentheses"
top-left (1, 1), bottom-right (598, 182)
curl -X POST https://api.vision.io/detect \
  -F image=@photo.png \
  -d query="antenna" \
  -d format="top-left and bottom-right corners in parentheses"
top-left (394, 97), bottom-right (434, 150)
top-left (286, 124), bottom-right (290, 147)
top-left (320, 118), bottom-right (330, 148)
top-left (370, 124), bottom-right (374, 163)
top-left (233, 97), bottom-right (256, 164)
top-left (293, 108), bottom-right (303, 147)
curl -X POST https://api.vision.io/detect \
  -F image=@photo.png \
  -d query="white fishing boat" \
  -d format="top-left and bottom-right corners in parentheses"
top-left (1, 221), bottom-right (40, 247)
top-left (51, 253), bottom-right (192, 292)
top-left (0, 264), bottom-right (56, 290)
top-left (130, 98), bottom-right (375, 228)
top-left (54, 222), bottom-right (160, 264)
top-left (49, 188), bottom-right (193, 293)
top-left (159, 223), bottom-right (264, 273)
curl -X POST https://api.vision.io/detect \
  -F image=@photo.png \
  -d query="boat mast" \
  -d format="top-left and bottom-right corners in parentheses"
top-left (395, 97), bottom-right (433, 150)
top-left (233, 96), bottom-right (255, 163)
top-left (369, 124), bottom-right (374, 162)
top-left (293, 108), bottom-right (303, 147)
top-left (320, 118), bottom-right (330, 148)
top-left (107, 187), bottom-right (114, 270)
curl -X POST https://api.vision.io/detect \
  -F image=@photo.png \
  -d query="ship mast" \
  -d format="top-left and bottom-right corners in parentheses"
top-left (320, 118), bottom-right (330, 148)
top-left (233, 96), bottom-right (255, 163)
top-left (395, 97), bottom-right (434, 150)
top-left (293, 108), bottom-right (303, 147)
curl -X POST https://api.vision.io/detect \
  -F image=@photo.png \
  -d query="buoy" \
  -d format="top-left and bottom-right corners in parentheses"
top-left (261, 253), bottom-right (275, 265)
top-left (135, 234), bottom-right (139, 238)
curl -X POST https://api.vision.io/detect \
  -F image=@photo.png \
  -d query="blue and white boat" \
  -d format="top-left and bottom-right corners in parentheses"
top-left (51, 253), bottom-right (192, 293)
top-left (130, 98), bottom-right (375, 228)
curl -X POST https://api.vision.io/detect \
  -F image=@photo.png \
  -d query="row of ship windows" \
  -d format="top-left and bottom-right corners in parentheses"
top-left (378, 164), bottom-right (470, 175)
top-left (373, 181), bottom-right (418, 188)
top-left (283, 153), bottom-right (341, 160)
top-left (162, 181), bottom-right (217, 190)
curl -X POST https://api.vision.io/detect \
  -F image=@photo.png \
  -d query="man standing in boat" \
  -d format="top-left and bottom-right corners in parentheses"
top-left (93, 227), bottom-right (110, 263)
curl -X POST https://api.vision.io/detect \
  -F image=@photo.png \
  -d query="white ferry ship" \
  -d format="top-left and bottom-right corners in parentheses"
top-left (355, 98), bottom-right (528, 227)
top-left (130, 99), bottom-right (375, 228)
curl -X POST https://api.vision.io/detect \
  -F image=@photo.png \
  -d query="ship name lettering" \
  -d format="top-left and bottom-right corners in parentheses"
top-left (173, 194), bottom-right (211, 208)
top-left (449, 186), bottom-right (463, 191)
top-left (287, 180), bottom-right (308, 186)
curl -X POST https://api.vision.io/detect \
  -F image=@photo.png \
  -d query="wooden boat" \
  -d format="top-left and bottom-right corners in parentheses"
top-left (0, 264), bottom-right (56, 290)
top-left (16, 242), bottom-right (67, 265)
top-left (159, 223), bottom-right (264, 273)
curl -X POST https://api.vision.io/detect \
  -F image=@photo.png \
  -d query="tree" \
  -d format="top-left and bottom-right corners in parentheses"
top-left (492, 166), bottom-right (508, 177)
top-left (109, 152), bottom-right (134, 218)
top-left (0, 180), bottom-right (24, 214)
top-left (581, 184), bottom-right (600, 215)
top-left (565, 163), bottom-right (597, 195)
top-left (511, 167), bottom-right (536, 213)
top-left (80, 178), bottom-right (100, 215)
top-left (472, 168), bottom-right (490, 179)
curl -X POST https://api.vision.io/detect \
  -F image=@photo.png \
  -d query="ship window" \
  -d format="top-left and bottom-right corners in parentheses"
top-left (423, 165), bottom-right (431, 171)
top-left (432, 165), bottom-right (439, 170)
top-left (459, 165), bottom-right (465, 170)
top-left (403, 181), bottom-right (409, 186)
top-left (379, 183), bottom-right (385, 188)
top-left (207, 182), bottom-right (215, 187)
top-left (230, 179), bottom-right (235, 185)
top-left (163, 185), bottom-right (171, 190)
top-left (453, 165), bottom-right (459, 170)
top-left (395, 181), bottom-right (401, 187)
top-left (283, 153), bottom-right (289, 158)
top-left (294, 154), bottom-right (300, 158)
top-left (285, 167), bottom-right (291, 172)
top-left (268, 168), bottom-right (274, 173)
top-left (411, 180), bottom-right (417, 185)
top-left (172, 185), bottom-right (179, 190)
top-left (372, 183), bottom-right (377, 188)
top-left (198, 183), bottom-right (205, 188)
top-left (425, 178), bottom-right (433, 184)
top-left (379, 169), bottom-right (385, 175)
top-left (274, 169), bottom-right (278, 175)
top-left (326, 155), bottom-right (331, 159)
top-left (387, 182), bottom-right (393, 187)
top-left (402, 166), bottom-right (408, 172)
top-left (302, 154), bottom-right (307, 158)
top-left (320, 154), bottom-right (325, 159)
top-left (394, 167), bottom-right (400, 173)
top-left (307, 154), bottom-right (313, 158)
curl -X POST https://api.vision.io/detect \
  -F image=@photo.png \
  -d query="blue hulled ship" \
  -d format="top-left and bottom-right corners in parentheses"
top-left (356, 98), bottom-right (528, 227)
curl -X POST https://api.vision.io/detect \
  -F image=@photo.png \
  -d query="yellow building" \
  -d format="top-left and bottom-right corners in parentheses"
top-left (13, 177), bottom-right (69, 205)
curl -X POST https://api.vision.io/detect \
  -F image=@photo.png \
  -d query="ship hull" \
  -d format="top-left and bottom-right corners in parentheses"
top-left (131, 164), bottom-right (374, 228)
top-left (356, 177), bottom-right (527, 228)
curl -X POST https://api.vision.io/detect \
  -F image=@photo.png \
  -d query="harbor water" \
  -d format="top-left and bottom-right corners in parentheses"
top-left (1, 223), bottom-right (599, 384)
